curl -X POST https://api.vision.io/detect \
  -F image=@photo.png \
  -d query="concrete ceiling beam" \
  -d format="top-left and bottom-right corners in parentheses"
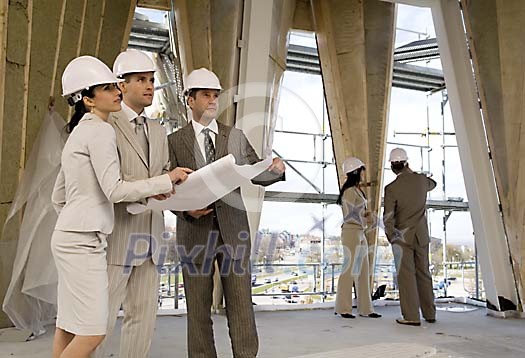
top-left (293, 0), bottom-right (314, 32)
top-left (138, 0), bottom-right (171, 11)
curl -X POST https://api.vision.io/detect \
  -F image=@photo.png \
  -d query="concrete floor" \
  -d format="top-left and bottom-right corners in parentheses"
top-left (2, 303), bottom-right (525, 357)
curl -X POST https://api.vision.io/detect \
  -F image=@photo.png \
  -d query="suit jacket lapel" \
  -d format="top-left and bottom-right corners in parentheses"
top-left (215, 123), bottom-right (229, 160)
top-left (181, 124), bottom-right (206, 169)
top-left (110, 112), bottom-right (149, 169)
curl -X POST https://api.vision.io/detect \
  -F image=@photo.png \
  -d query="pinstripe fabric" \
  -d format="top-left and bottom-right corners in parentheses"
top-left (94, 262), bottom-right (159, 358)
top-left (94, 110), bottom-right (170, 358)
top-left (181, 231), bottom-right (258, 358)
top-left (167, 123), bottom-right (282, 358)
top-left (106, 111), bottom-right (171, 267)
top-left (167, 123), bottom-right (282, 265)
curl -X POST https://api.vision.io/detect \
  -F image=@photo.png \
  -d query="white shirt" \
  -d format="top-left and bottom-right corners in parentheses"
top-left (121, 101), bottom-right (149, 138)
top-left (191, 119), bottom-right (218, 159)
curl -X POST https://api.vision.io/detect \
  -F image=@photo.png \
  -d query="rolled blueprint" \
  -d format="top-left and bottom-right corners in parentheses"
top-left (127, 154), bottom-right (272, 214)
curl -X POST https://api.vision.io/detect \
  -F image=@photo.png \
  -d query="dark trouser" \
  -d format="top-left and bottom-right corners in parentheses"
top-left (182, 225), bottom-right (258, 358)
top-left (393, 240), bottom-right (436, 322)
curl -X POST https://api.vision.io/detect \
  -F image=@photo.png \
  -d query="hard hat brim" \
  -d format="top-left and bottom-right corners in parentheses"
top-left (115, 68), bottom-right (156, 77)
top-left (62, 78), bottom-right (125, 97)
top-left (184, 86), bottom-right (223, 96)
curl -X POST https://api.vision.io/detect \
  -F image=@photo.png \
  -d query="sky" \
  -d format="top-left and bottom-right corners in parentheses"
top-left (138, 4), bottom-right (475, 247)
top-left (259, 4), bottom-right (475, 247)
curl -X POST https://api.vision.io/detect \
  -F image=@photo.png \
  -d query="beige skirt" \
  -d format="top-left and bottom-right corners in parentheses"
top-left (51, 230), bottom-right (108, 335)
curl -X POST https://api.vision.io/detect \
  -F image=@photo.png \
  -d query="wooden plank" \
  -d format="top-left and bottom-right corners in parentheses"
top-left (49, 0), bottom-right (66, 98)
top-left (0, 0), bottom-right (12, 329)
top-left (1, 0), bottom-right (30, 203)
top-left (24, 0), bottom-right (64, 162)
top-left (17, 0), bottom-right (33, 179)
top-left (79, 0), bottom-right (105, 55)
top-left (51, 0), bottom-right (86, 120)
top-left (95, 0), bottom-right (106, 56)
top-left (0, 0), bottom-right (8, 182)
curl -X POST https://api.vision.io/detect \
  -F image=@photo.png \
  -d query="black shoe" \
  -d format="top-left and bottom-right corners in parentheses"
top-left (425, 318), bottom-right (436, 323)
top-left (340, 313), bottom-right (355, 319)
top-left (396, 318), bottom-right (421, 326)
top-left (361, 312), bottom-right (382, 318)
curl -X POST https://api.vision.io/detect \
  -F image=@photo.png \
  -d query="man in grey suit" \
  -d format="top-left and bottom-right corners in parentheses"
top-left (383, 147), bottom-right (436, 327)
top-left (168, 68), bottom-right (285, 357)
top-left (94, 50), bottom-right (189, 358)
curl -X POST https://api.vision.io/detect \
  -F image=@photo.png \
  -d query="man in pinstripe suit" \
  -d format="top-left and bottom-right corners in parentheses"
top-left (168, 68), bottom-right (285, 357)
top-left (94, 50), bottom-right (176, 358)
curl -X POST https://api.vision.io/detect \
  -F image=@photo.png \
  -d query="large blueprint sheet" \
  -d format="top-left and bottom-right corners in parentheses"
top-left (127, 154), bottom-right (272, 214)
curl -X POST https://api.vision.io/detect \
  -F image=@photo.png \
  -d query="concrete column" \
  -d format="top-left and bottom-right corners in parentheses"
top-left (211, 0), bottom-right (244, 127)
top-left (431, 0), bottom-right (519, 312)
top-left (312, 0), bottom-right (395, 288)
top-left (97, 0), bottom-right (135, 65)
top-left (363, 0), bottom-right (395, 284)
top-left (312, 0), bottom-right (369, 169)
top-left (235, 0), bottom-right (295, 241)
top-left (293, 0), bottom-right (314, 31)
top-left (460, 0), bottom-right (525, 311)
top-left (174, 0), bottom-right (243, 127)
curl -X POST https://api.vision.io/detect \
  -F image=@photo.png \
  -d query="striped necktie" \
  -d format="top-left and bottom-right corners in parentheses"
top-left (134, 116), bottom-right (149, 161)
top-left (202, 128), bottom-right (215, 164)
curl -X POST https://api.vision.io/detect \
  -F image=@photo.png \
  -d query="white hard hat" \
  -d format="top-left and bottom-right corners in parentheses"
top-left (184, 68), bottom-right (222, 95)
top-left (62, 56), bottom-right (123, 103)
top-left (342, 157), bottom-right (365, 174)
top-left (389, 147), bottom-right (408, 162)
top-left (113, 49), bottom-right (156, 77)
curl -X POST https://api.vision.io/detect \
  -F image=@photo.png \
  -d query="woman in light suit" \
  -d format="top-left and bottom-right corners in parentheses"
top-left (51, 56), bottom-right (191, 358)
top-left (334, 157), bottom-right (381, 319)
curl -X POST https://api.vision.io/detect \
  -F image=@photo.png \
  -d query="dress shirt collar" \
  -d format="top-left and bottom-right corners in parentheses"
top-left (191, 118), bottom-right (218, 136)
top-left (121, 101), bottom-right (147, 123)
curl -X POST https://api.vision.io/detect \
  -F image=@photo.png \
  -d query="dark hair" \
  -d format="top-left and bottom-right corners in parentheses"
top-left (336, 167), bottom-right (364, 205)
top-left (186, 88), bottom-right (219, 105)
top-left (120, 73), bottom-right (132, 83)
top-left (66, 87), bottom-right (96, 133)
top-left (186, 89), bottom-right (198, 105)
top-left (391, 161), bottom-right (406, 173)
